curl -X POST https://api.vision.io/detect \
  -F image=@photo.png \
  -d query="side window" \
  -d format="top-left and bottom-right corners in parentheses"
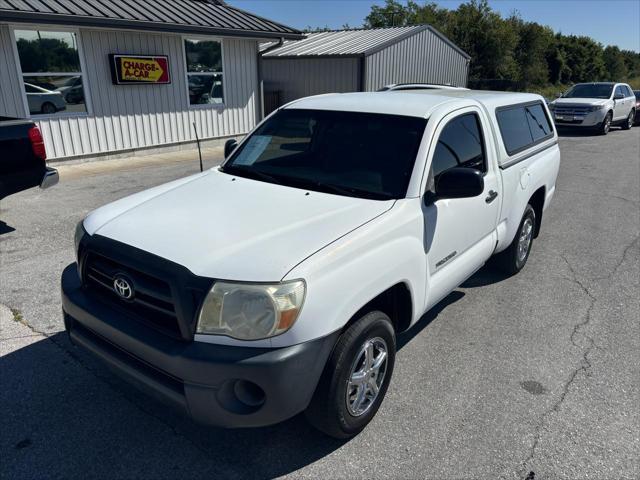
top-left (525, 103), bottom-right (553, 142)
top-left (615, 86), bottom-right (624, 97)
top-left (496, 102), bottom-right (553, 156)
top-left (625, 86), bottom-right (633, 97)
top-left (432, 113), bottom-right (486, 179)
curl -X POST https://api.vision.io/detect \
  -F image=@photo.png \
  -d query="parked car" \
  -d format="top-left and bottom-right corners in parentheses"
top-left (56, 76), bottom-right (84, 104)
top-left (548, 82), bottom-right (636, 134)
top-left (379, 83), bottom-right (468, 91)
top-left (0, 117), bottom-right (58, 199)
top-left (62, 90), bottom-right (560, 438)
top-left (634, 90), bottom-right (640, 125)
top-left (24, 83), bottom-right (66, 115)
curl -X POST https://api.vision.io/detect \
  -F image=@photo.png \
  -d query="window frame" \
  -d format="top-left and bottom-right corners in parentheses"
top-left (495, 100), bottom-right (554, 157)
top-left (430, 111), bottom-right (488, 181)
top-left (9, 24), bottom-right (92, 119)
top-left (181, 35), bottom-right (225, 109)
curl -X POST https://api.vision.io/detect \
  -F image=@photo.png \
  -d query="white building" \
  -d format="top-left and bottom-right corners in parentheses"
top-left (0, 0), bottom-right (301, 160)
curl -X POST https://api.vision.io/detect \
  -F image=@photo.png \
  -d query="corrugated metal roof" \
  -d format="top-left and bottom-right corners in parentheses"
top-left (0, 0), bottom-right (302, 39)
top-left (261, 25), bottom-right (469, 59)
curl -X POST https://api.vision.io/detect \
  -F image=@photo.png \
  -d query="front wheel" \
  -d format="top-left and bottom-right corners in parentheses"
top-left (495, 204), bottom-right (536, 275)
top-left (598, 112), bottom-right (612, 135)
top-left (305, 311), bottom-right (396, 439)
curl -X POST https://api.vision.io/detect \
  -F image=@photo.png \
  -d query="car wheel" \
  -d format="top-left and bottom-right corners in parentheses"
top-left (495, 205), bottom-right (536, 275)
top-left (305, 310), bottom-right (396, 439)
top-left (599, 112), bottom-right (612, 135)
top-left (41, 102), bottom-right (56, 114)
top-left (622, 111), bottom-right (634, 130)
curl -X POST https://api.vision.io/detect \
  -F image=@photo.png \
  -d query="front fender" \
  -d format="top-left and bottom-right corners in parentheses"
top-left (273, 199), bottom-right (426, 347)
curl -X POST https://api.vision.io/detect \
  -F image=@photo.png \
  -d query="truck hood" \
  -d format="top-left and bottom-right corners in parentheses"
top-left (84, 169), bottom-right (394, 281)
top-left (552, 98), bottom-right (610, 106)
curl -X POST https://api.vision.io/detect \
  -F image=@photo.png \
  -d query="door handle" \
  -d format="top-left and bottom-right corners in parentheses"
top-left (485, 190), bottom-right (498, 203)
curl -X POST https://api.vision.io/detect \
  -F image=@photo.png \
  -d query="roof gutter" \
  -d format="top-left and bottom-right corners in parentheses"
top-left (0, 12), bottom-right (305, 40)
top-left (257, 37), bottom-right (285, 120)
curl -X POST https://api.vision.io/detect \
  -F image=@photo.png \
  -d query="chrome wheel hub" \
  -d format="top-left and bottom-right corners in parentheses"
top-left (517, 218), bottom-right (533, 262)
top-left (346, 337), bottom-right (388, 417)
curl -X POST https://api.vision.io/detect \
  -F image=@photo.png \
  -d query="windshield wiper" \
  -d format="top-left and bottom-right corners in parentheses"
top-left (224, 166), bottom-right (281, 185)
top-left (312, 181), bottom-right (394, 200)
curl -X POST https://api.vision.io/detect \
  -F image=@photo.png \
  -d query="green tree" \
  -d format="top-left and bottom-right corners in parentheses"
top-left (448, 0), bottom-right (518, 81)
top-left (603, 46), bottom-right (628, 80)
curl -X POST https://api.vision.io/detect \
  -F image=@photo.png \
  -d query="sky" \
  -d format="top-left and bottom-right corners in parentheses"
top-left (229, 0), bottom-right (640, 52)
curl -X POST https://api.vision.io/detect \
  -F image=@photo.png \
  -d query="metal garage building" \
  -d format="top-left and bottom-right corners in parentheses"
top-left (0, 0), bottom-right (301, 160)
top-left (261, 26), bottom-right (470, 109)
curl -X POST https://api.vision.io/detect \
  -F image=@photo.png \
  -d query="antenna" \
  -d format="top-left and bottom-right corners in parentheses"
top-left (192, 122), bottom-right (203, 172)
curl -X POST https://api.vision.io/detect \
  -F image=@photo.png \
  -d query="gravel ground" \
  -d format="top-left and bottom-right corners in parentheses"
top-left (1, 127), bottom-right (639, 479)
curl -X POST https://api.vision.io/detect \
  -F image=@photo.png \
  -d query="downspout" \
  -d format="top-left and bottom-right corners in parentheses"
top-left (358, 54), bottom-right (367, 92)
top-left (257, 37), bottom-right (284, 121)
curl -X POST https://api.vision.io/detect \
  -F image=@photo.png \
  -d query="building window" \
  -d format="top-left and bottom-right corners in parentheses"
top-left (184, 38), bottom-right (224, 105)
top-left (14, 29), bottom-right (87, 117)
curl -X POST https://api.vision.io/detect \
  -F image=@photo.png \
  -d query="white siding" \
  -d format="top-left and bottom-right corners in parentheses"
top-left (0, 24), bottom-right (27, 118)
top-left (1, 25), bottom-right (259, 159)
top-left (365, 28), bottom-right (469, 91)
top-left (262, 57), bottom-right (360, 105)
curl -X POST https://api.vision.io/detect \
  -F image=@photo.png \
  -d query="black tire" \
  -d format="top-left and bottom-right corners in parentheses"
top-left (622, 110), bottom-right (634, 130)
top-left (41, 102), bottom-right (56, 114)
top-left (495, 204), bottom-right (536, 275)
top-left (598, 112), bottom-right (612, 135)
top-left (305, 311), bottom-right (396, 439)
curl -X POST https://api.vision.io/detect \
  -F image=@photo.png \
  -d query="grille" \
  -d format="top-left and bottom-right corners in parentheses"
top-left (553, 105), bottom-right (592, 116)
top-left (84, 252), bottom-right (182, 338)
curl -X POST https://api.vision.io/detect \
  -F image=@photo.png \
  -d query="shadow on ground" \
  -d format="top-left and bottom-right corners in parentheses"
top-left (556, 126), bottom-right (627, 137)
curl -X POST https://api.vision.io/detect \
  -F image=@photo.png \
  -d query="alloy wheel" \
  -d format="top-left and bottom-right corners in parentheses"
top-left (346, 337), bottom-right (388, 417)
top-left (517, 217), bottom-right (534, 263)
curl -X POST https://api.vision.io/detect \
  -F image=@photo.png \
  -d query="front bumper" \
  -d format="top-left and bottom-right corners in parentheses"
top-left (552, 108), bottom-right (606, 127)
top-left (61, 264), bottom-right (338, 428)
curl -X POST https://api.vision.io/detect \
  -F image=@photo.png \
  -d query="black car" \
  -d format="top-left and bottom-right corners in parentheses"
top-left (634, 91), bottom-right (640, 125)
top-left (0, 116), bottom-right (58, 199)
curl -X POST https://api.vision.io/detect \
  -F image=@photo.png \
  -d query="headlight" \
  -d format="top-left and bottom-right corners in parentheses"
top-left (588, 105), bottom-right (605, 112)
top-left (196, 280), bottom-right (306, 340)
top-left (74, 220), bottom-right (86, 262)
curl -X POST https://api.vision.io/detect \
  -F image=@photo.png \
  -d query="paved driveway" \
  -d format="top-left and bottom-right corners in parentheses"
top-left (1, 128), bottom-right (638, 479)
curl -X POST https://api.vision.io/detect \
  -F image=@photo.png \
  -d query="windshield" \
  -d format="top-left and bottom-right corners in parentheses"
top-left (221, 109), bottom-right (427, 200)
top-left (563, 84), bottom-right (613, 99)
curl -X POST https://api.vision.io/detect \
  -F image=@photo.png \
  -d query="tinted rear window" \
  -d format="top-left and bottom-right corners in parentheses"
top-left (496, 102), bottom-right (553, 155)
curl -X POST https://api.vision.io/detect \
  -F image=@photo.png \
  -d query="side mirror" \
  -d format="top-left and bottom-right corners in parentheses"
top-left (224, 138), bottom-right (238, 158)
top-left (614, 92), bottom-right (624, 100)
top-left (428, 167), bottom-right (484, 203)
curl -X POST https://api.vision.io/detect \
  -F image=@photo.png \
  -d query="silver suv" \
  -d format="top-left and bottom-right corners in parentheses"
top-left (548, 82), bottom-right (636, 134)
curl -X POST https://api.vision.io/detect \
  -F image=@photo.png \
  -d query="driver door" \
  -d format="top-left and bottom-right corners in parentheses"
top-left (422, 108), bottom-right (501, 309)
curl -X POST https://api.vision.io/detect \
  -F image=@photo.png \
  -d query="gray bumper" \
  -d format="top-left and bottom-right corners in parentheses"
top-left (61, 263), bottom-right (338, 428)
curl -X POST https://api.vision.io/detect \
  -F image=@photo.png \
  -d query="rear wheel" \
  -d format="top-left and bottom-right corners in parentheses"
top-left (41, 102), bottom-right (56, 114)
top-left (495, 205), bottom-right (536, 275)
top-left (622, 110), bottom-right (634, 130)
top-left (598, 112), bottom-right (612, 135)
top-left (305, 311), bottom-right (395, 439)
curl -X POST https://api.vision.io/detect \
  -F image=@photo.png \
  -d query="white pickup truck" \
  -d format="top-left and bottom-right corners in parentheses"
top-left (62, 90), bottom-right (560, 438)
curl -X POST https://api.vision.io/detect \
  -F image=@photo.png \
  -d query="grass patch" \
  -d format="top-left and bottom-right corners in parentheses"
top-left (10, 308), bottom-right (24, 324)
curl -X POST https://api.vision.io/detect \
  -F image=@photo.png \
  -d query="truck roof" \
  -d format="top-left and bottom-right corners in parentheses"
top-left (285, 90), bottom-right (544, 118)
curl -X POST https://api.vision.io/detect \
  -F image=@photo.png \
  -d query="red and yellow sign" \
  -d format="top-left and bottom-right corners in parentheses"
top-left (110, 54), bottom-right (171, 85)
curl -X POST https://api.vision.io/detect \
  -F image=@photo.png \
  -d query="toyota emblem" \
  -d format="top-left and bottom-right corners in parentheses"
top-left (113, 275), bottom-right (134, 300)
